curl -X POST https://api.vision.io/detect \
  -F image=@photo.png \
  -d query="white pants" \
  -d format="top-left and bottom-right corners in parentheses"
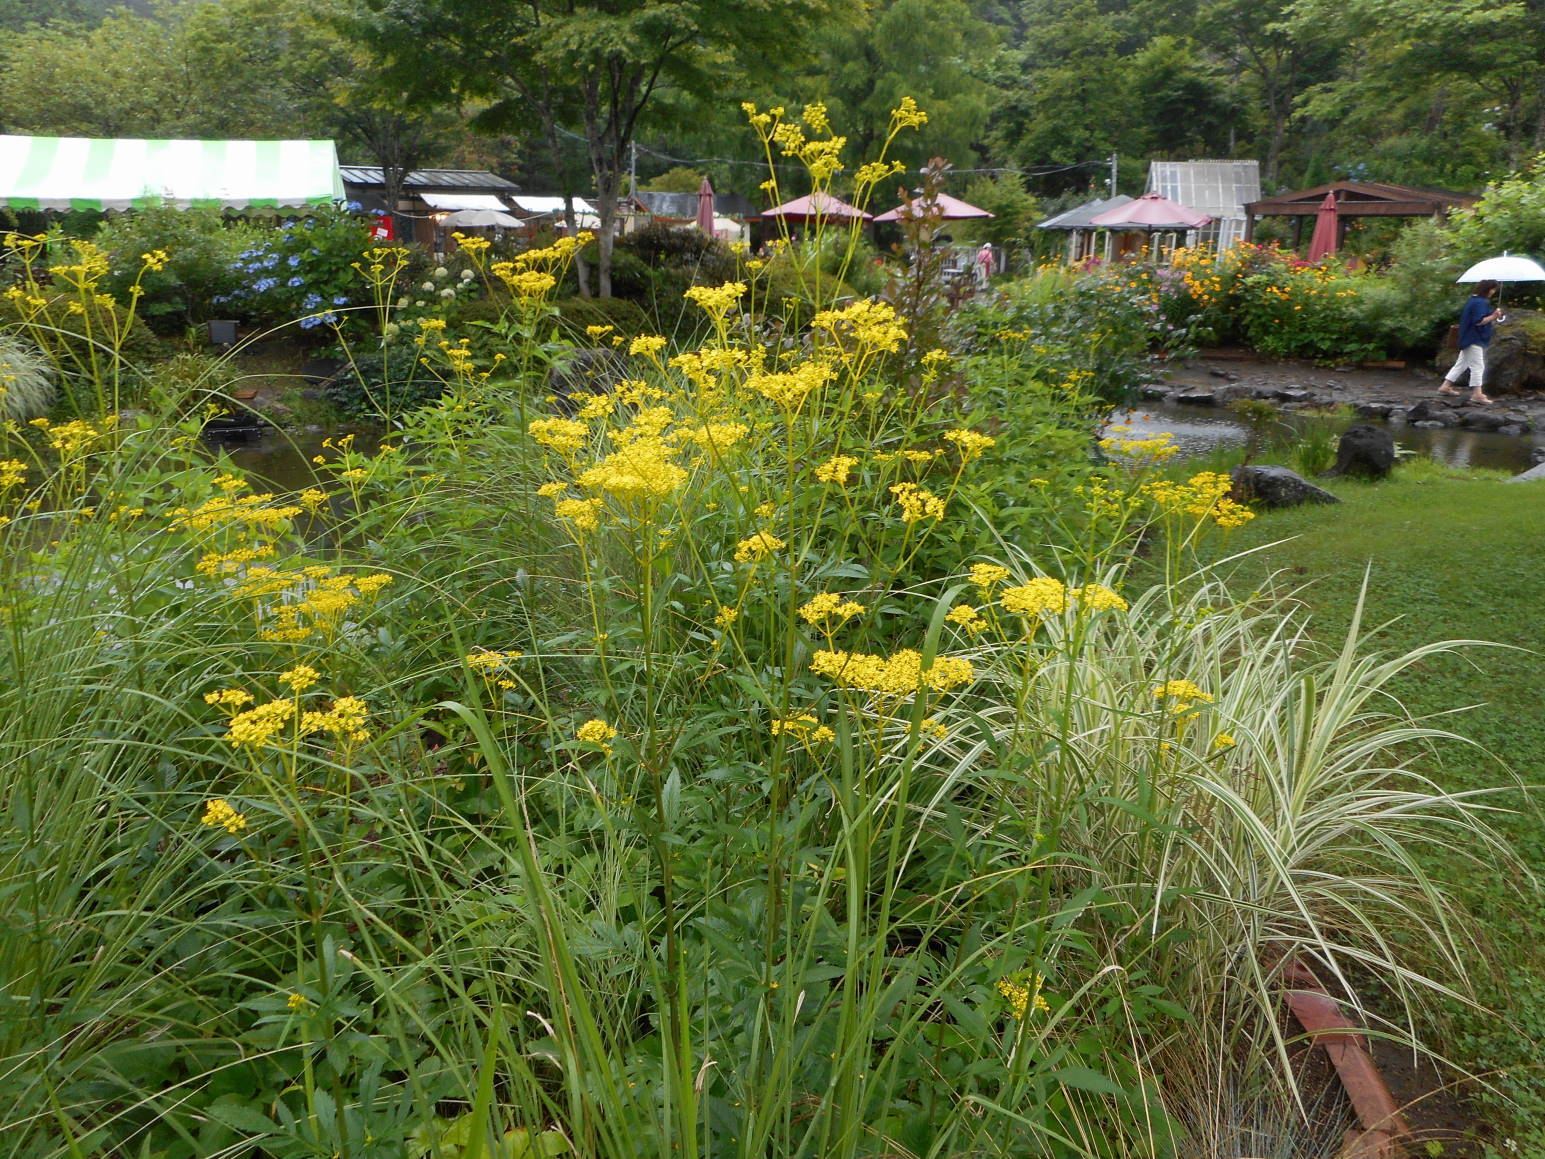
top-left (1444, 344), bottom-right (1485, 388)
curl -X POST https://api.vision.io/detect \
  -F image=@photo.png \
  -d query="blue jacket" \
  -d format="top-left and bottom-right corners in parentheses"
top-left (1458, 295), bottom-right (1496, 348)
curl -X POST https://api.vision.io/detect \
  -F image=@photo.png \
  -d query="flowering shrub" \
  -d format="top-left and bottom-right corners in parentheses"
top-left (213, 204), bottom-right (375, 334)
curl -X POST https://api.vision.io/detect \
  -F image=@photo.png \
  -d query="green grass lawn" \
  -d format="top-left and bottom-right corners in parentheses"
top-left (1216, 461), bottom-right (1545, 1151)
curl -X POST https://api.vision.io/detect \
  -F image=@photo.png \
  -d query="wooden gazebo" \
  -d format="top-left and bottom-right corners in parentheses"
top-left (1243, 181), bottom-right (1477, 246)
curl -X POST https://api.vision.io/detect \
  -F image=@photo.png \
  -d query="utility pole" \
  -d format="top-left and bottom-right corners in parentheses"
top-left (630, 141), bottom-right (637, 197)
top-left (1109, 153), bottom-right (1118, 197)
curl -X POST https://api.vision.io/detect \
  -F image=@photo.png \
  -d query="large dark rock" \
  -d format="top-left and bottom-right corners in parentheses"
top-left (1458, 408), bottom-right (1521, 432)
top-left (1173, 390), bottom-right (1219, 406)
top-left (1504, 462), bottom-right (1545, 483)
top-left (1481, 310), bottom-right (1545, 396)
top-left (1323, 423), bottom-right (1395, 478)
top-left (1404, 400), bottom-right (1457, 427)
top-left (1230, 464), bottom-right (1341, 508)
top-left (1354, 402), bottom-right (1397, 419)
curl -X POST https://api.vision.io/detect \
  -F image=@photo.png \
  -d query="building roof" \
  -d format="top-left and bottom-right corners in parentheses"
top-left (0, 135), bottom-right (343, 211)
top-left (1037, 195), bottom-right (1133, 230)
top-left (1245, 180), bottom-right (1477, 218)
top-left (1148, 160), bottom-right (1261, 220)
top-left (339, 166), bottom-right (519, 193)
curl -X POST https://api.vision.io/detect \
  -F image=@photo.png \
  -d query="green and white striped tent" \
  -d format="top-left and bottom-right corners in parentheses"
top-left (0, 135), bottom-right (345, 212)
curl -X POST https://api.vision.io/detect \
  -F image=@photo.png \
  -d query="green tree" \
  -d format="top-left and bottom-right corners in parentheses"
top-left (1285, 0), bottom-right (1535, 182)
top-left (0, 9), bottom-right (182, 136)
top-left (352, 0), bottom-right (851, 297)
top-left (1122, 34), bottom-right (1237, 158)
top-left (799, 0), bottom-right (998, 175)
top-left (640, 165), bottom-right (708, 193)
top-left (987, 0), bottom-right (1128, 190)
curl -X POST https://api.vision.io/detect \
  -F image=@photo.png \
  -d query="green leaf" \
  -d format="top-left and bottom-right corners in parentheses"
top-left (1047, 1065), bottom-right (1126, 1096)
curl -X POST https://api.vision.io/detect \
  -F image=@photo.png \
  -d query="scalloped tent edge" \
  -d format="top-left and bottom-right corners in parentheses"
top-left (0, 135), bottom-right (345, 212)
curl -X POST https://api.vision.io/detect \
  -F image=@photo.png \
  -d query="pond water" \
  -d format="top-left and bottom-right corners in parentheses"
top-left (1112, 399), bottom-right (1545, 473)
top-left (213, 398), bottom-right (1542, 496)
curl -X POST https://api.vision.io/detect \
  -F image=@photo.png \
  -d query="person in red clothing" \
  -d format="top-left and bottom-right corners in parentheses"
top-left (1438, 278), bottom-right (1505, 404)
top-left (975, 241), bottom-right (994, 288)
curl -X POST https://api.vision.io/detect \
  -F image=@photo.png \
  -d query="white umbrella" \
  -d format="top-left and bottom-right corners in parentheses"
top-left (442, 207), bottom-right (521, 228)
top-left (1455, 253), bottom-right (1545, 282)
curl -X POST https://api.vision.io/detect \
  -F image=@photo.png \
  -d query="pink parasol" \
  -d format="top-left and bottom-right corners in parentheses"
top-left (873, 191), bottom-right (994, 223)
top-left (696, 177), bottom-right (715, 236)
top-left (1087, 191), bottom-right (1210, 230)
top-left (761, 191), bottom-right (873, 224)
top-left (1307, 192), bottom-right (1339, 260)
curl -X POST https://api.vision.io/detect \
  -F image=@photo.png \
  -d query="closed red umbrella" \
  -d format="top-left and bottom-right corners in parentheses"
top-left (1307, 192), bottom-right (1339, 260)
top-left (697, 177), bottom-right (715, 236)
top-left (1087, 191), bottom-right (1210, 229)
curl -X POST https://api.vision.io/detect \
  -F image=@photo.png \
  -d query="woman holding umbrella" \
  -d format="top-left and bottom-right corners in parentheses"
top-left (1438, 278), bottom-right (1504, 405)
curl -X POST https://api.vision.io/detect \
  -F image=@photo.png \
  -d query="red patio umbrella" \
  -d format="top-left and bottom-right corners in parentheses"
top-left (696, 177), bottom-right (715, 236)
top-left (873, 192), bottom-right (994, 223)
top-left (1087, 192), bottom-right (1210, 229)
top-left (1307, 192), bottom-right (1339, 260)
top-left (761, 191), bottom-right (873, 225)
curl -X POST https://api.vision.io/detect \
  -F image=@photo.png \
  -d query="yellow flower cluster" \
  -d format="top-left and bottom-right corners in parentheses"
top-left (225, 566), bottom-right (392, 643)
top-left (225, 698), bottom-right (296, 748)
top-left (798, 593), bottom-right (866, 626)
top-left (1000, 578), bottom-right (1068, 618)
top-left (576, 718), bottom-right (618, 754)
top-left (1152, 679), bottom-right (1212, 716)
top-left (770, 713), bottom-right (835, 745)
top-left (555, 496), bottom-right (604, 531)
top-left (201, 798), bottom-right (247, 835)
top-left (465, 649), bottom-right (523, 672)
top-left (30, 416), bottom-right (112, 457)
top-left (213, 675), bottom-right (372, 749)
top-left (889, 96), bottom-right (929, 131)
top-left (810, 648), bottom-right (974, 696)
top-left (970, 563), bottom-right (1010, 591)
top-left (1099, 426), bottom-right (1179, 461)
top-left (890, 482), bottom-right (945, 523)
top-left (575, 437), bottom-right (688, 500)
top-left (812, 299), bottom-right (907, 355)
top-left (684, 281), bottom-right (747, 319)
top-left (747, 362), bottom-right (835, 411)
top-left (1144, 471), bottom-right (1254, 529)
top-left (996, 973), bottom-right (1050, 1020)
top-left (675, 421), bottom-right (749, 452)
top-left (1, 459), bottom-right (27, 489)
top-left (1070, 583), bottom-right (1127, 612)
top-left (734, 531), bottom-right (785, 563)
top-left (945, 603), bottom-right (987, 634)
top-left (943, 429), bottom-right (996, 462)
top-left (814, 455), bottom-right (858, 485)
top-left (278, 664), bottom-right (320, 692)
top-left (630, 335), bottom-right (668, 357)
top-left (172, 493), bottom-right (302, 533)
top-left (299, 696), bottom-right (370, 744)
top-left (528, 417), bottom-right (590, 456)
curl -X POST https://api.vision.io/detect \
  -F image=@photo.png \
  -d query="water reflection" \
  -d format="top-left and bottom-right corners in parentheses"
top-left (208, 427), bottom-right (379, 492)
top-left (1110, 401), bottom-right (1543, 472)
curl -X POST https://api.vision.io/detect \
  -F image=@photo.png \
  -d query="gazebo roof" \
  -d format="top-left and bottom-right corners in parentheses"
top-left (1245, 180), bottom-right (1476, 219)
top-left (1037, 194), bottom-right (1133, 231)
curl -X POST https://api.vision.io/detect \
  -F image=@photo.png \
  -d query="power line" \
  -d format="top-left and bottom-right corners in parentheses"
top-left (552, 123), bottom-right (1114, 183)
